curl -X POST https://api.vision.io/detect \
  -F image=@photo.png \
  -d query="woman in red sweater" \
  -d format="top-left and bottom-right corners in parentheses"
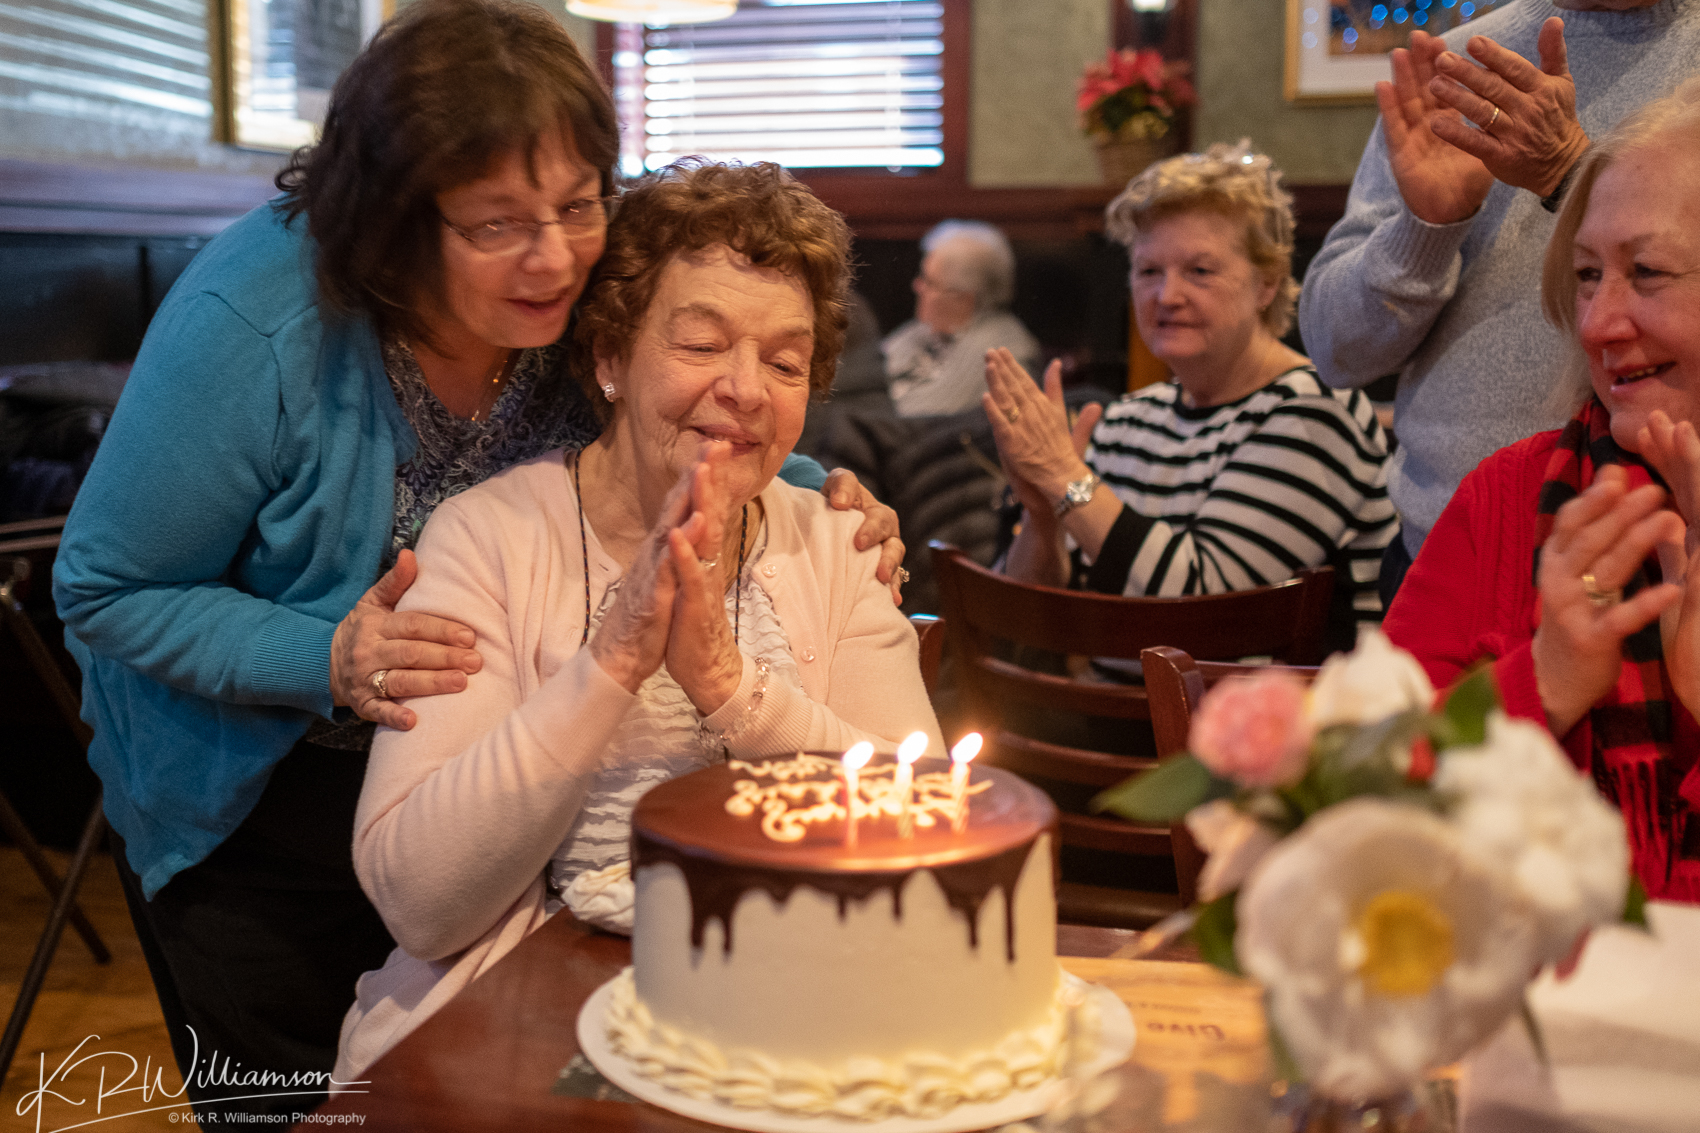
top-left (1385, 80), bottom-right (1700, 904)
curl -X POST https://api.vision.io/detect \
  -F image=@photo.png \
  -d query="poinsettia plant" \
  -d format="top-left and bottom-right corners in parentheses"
top-left (1093, 631), bottom-right (1644, 1102)
top-left (1076, 48), bottom-right (1196, 143)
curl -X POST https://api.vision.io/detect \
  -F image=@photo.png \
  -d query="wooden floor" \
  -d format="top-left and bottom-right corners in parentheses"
top-left (1, 846), bottom-right (186, 1131)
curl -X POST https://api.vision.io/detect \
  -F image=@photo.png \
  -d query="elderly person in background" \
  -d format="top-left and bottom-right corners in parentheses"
top-left (1301, 3), bottom-right (1700, 602)
top-left (987, 142), bottom-right (1397, 656)
top-left (50, 1), bottom-right (897, 1115)
top-left (883, 219), bottom-right (1040, 417)
top-left (334, 161), bottom-right (943, 1080)
top-left (1386, 82), bottom-right (1700, 905)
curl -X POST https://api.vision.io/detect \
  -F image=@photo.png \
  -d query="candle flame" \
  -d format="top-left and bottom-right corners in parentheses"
top-left (950, 732), bottom-right (982, 764)
top-left (897, 732), bottom-right (928, 765)
top-left (843, 741), bottom-right (874, 772)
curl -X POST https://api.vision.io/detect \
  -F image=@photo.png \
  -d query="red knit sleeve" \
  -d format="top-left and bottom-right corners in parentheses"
top-left (1386, 432), bottom-right (1555, 715)
top-left (1385, 470), bottom-right (1491, 692)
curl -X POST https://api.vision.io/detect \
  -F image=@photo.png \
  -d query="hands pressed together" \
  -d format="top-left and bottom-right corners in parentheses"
top-left (1380, 17), bottom-right (1590, 224)
top-left (1533, 412), bottom-right (1700, 736)
top-left (332, 455), bottom-right (907, 730)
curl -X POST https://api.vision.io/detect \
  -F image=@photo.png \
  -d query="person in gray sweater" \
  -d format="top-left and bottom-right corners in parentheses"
top-left (1299, 0), bottom-right (1700, 598)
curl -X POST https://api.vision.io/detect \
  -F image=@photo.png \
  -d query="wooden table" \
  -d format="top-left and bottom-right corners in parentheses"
top-left (303, 916), bottom-right (1272, 1132)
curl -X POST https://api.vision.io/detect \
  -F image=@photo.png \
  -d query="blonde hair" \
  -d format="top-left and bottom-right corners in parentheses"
top-left (1539, 76), bottom-right (1700, 414)
top-left (1105, 138), bottom-right (1298, 336)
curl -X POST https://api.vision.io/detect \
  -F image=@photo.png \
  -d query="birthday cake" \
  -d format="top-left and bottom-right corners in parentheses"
top-left (604, 752), bottom-right (1076, 1121)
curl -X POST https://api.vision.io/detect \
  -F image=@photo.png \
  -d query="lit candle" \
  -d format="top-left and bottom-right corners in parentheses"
top-left (842, 741), bottom-right (874, 848)
top-left (895, 731), bottom-right (927, 838)
top-left (950, 732), bottom-right (982, 833)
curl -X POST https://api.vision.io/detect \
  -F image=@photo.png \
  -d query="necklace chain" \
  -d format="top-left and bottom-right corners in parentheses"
top-left (469, 349), bottom-right (516, 424)
top-left (569, 452), bottom-right (749, 649)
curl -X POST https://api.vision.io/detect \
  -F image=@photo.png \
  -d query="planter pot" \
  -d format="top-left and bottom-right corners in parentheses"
top-left (1093, 134), bottom-right (1180, 188)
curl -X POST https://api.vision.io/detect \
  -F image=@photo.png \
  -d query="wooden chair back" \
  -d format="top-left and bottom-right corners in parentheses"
top-left (1141, 645), bottom-right (1321, 904)
top-left (929, 542), bottom-right (1334, 924)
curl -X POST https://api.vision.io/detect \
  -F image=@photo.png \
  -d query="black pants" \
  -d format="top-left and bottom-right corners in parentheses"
top-left (110, 740), bottom-right (395, 1121)
top-left (1379, 533), bottom-right (1415, 614)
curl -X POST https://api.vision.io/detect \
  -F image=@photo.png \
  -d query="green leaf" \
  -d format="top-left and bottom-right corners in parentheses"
top-left (1304, 711), bottom-right (1430, 810)
top-left (1437, 664), bottom-right (1499, 749)
top-left (1623, 875), bottom-right (1650, 928)
top-left (1091, 754), bottom-right (1224, 824)
top-left (1189, 891), bottom-right (1242, 976)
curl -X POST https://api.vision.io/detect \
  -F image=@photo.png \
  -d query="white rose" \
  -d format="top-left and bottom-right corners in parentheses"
top-left (1307, 628), bottom-right (1435, 730)
top-left (1432, 711), bottom-right (1628, 963)
top-left (1236, 799), bottom-right (1539, 1102)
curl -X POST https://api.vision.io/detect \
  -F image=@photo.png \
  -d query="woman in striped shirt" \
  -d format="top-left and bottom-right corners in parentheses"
top-left (984, 141), bottom-right (1397, 653)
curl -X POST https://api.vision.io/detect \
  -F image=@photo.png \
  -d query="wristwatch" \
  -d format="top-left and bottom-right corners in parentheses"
top-left (1053, 471), bottom-right (1100, 518)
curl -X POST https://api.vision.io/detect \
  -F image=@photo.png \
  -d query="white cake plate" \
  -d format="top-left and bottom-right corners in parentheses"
top-left (576, 971), bottom-right (1135, 1133)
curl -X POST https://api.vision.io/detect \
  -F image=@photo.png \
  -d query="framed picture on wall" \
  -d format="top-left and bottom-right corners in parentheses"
top-left (215, 0), bottom-right (393, 150)
top-left (1284, 0), bottom-right (1508, 104)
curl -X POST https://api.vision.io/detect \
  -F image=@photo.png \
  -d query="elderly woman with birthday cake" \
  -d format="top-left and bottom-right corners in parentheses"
top-left (333, 161), bottom-right (943, 1079)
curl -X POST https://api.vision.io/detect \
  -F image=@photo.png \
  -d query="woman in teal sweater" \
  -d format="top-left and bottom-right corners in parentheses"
top-left (52, 0), bottom-right (892, 1118)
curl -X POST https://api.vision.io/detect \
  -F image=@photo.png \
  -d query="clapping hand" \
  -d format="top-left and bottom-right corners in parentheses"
top-left (664, 447), bottom-right (747, 716)
top-left (1532, 465), bottom-right (1684, 737)
top-left (590, 445), bottom-right (732, 696)
top-left (1428, 17), bottom-right (1591, 198)
top-left (981, 350), bottom-right (1102, 522)
top-left (1376, 30), bottom-right (1493, 225)
top-left (1639, 411), bottom-right (1700, 715)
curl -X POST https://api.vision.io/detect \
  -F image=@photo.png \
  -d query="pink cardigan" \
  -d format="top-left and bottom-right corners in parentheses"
top-left (334, 450), bottom-right (942, 1080)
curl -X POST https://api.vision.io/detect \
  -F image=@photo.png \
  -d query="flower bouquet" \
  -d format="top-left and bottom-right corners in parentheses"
top-left (1076, 48), bottom-right (1196, 186)
top-left (1093, 632), bottom-right (1644, 1113)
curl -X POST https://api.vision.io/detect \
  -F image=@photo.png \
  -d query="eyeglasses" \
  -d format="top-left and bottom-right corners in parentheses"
top-left (443, 196), bottom-right (617, 255)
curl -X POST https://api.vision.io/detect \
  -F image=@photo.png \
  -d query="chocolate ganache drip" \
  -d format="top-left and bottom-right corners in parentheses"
top-left (630, 756), bottom-right (1057, 961)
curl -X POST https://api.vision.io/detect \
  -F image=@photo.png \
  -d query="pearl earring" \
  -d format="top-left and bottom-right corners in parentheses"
top-left (601, 383), bottom-right (617, 402)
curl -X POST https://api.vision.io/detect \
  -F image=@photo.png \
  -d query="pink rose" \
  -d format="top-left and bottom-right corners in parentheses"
top-left (1188, 672), bottom-right (1314, 788)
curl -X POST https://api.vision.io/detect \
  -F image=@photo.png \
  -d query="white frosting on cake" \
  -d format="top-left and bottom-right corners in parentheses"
top-left (619, 829), bottom-right (1069, 1119)
top-left (605, 958), bottom-right (1089, 1119)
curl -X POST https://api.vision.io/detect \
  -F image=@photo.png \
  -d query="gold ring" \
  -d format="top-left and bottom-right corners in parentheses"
top-left (1487, 105), bottom-right (1501, 128)
top-left (1581, 572), bottom-right (1621, 608)
top-left (1006, 406), bottom-right (1020, 424)
top-left (371, 669), bottom-right (391, 699)
top-left (700, 557), bottom-right (720, 570)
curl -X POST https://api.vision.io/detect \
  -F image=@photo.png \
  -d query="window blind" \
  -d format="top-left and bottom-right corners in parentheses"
top-left (0, 0), bottom-right (212, 137)
top-left (615, 0), bottom-right (945, 175)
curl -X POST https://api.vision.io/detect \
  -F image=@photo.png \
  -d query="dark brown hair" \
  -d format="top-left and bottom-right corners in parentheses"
top-left (276, 0), bottom-right (619, 348)
top-left (573, 160), bottom-right (853, 408)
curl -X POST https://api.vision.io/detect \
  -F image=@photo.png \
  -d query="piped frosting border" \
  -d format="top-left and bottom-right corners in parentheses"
top-left (604, 966), bottom-right (1097, 1121)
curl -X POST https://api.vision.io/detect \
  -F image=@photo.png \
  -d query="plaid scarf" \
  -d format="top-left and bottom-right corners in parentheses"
top-left (1535, 398), bottom-right (1700, 902)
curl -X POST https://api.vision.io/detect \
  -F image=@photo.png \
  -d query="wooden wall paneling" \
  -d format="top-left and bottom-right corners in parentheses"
top-left (0, 159), bottom-right (276, 237)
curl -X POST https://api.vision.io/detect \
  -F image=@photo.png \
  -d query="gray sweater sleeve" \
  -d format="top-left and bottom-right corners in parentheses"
top-left (1296, 120), bottom-right (1479, 392)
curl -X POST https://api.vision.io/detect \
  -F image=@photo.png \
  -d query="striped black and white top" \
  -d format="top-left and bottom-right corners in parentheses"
top-left (1080, 367), bottom-right (1398, 651)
